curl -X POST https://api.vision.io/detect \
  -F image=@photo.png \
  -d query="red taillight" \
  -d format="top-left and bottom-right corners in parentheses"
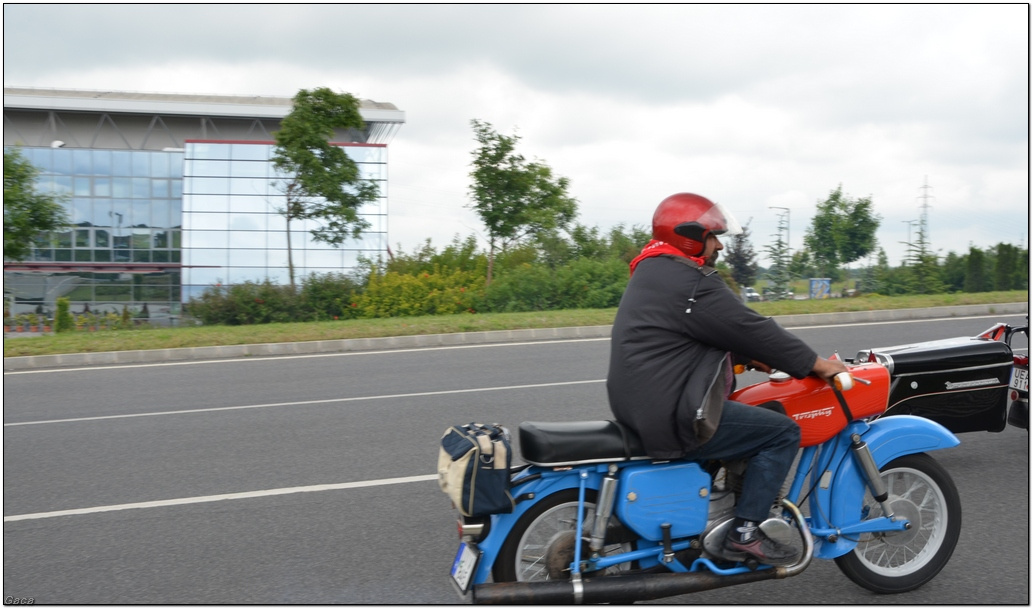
top-left (977, 323), bottom-right (1008, 341)
top-left (1014, 355), bottom-right (1029, 367)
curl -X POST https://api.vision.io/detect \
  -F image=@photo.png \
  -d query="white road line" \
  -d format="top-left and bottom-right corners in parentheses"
top-left (3, 379), bottom-right (606, 427)
top-left (3, 474), bottom-right (439, 523)
top-left (2, 337), bottom-right (609, 375)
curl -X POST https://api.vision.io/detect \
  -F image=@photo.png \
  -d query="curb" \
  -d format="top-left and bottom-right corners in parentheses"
top-left (4, 303), bottom-right (1028, 372)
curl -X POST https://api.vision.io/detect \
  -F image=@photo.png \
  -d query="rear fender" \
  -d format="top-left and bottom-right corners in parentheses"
top-left (470, 466), bottom-right (604, 584)
top-left (810, 415), bottom-right (959, 559)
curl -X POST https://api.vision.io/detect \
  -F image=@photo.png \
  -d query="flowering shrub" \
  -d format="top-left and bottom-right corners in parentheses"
top-left (299, 272), bottom-right (364, 320)
top-left (355, 266), bottom-right (484, 318)
top-left (187, 280), bottom-right (299, 325)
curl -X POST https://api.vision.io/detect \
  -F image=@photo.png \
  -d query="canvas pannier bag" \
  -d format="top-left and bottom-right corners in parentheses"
top-left (438, 423), bottom-right (515, 517)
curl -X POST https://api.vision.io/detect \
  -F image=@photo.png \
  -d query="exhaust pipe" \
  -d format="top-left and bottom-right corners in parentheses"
top-left (473, 566), bottom-right (786, 604)
top-left (473, 499), bottom-right (813, 605)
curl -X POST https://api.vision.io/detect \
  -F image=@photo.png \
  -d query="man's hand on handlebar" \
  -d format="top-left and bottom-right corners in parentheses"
top-left (812, 356), bottom-right (849, 384)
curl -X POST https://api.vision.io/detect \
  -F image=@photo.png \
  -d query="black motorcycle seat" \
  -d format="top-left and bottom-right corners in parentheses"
top-left (519, 420), bottom-right (649, 466)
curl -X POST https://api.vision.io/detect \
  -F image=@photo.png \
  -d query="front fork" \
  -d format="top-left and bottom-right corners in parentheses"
top-left (848, 432), bottom-right (902, 523)
top-left (801, 430), bottom-right (912, 545)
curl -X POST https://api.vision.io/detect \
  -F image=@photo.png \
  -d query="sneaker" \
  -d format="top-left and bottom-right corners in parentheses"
top-left (720, 531), bottom-right (801, 566)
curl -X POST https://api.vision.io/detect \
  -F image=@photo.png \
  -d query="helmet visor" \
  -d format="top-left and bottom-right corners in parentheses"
top-left (699, 201), bottom-right (743, 237)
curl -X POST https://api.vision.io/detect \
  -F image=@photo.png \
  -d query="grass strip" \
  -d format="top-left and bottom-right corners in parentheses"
top-left (4, 290), bottom-right (1027, 358)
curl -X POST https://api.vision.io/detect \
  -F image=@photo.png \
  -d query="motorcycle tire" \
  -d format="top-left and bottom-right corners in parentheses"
top-left (834, 452), bottom-right (961, 594)
top-left (492, 488), bottom-right (636, 583)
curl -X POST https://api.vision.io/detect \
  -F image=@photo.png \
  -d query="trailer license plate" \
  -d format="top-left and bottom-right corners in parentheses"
top-left (1011, 367), bottom-right (1029, 392)
top-left (450, 542), bottom-right (479, 594)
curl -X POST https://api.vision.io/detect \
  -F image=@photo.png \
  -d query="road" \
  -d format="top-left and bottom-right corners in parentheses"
top-left (3, 314), bottom-right (1028, 604)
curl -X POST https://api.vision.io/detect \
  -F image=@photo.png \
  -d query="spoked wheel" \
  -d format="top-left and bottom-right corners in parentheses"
top-left (835, 453), bottom-right (961, 593)
top-left (492, 489), bottom-right (635, 582)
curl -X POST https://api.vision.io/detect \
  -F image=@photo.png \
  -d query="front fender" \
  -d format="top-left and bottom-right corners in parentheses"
top-left (471, 467), bottom-right (603, 584)
top-left (812, 415), bottom-right (959, 559)
top-left (864, 414), bottom-right (961, 465)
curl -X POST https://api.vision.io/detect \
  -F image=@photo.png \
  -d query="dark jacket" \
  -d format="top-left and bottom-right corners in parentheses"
top-left (607, 255), bottom-right (817, 459)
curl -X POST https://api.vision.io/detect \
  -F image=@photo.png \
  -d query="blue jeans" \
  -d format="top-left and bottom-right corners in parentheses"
top-left (681, 400), bottom-right (801, 522)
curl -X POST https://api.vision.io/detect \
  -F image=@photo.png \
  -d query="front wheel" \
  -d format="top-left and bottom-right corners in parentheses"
top-left (492, 488), bottom-right (635, 582)
top-left (835, 453), bottom-right (961, 593)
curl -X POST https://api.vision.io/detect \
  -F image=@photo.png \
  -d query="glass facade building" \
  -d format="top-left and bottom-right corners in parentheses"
top-left (3, 87), bottom-right (403, 324)
top-left (181, 141), bottom-right (387, 300)
top-left (8, 146), bottom-right (185, 315)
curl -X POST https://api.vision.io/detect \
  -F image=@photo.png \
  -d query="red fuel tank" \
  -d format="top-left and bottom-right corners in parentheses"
top-left (729, 363), bottom-right (891, 447)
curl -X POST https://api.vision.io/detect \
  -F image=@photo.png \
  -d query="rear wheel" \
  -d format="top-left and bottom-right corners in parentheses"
top-left (835, 453), bottom-right (961, 593)
top-left (492, 489), bottom-right (635, 582)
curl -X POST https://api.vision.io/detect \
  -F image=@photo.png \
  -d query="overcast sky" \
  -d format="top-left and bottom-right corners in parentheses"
top-left (4, 4), bottom-right (1029, 267)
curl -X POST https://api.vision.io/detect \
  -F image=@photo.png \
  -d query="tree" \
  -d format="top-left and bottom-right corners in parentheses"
top-left (994, 242), bottom-right (1019, 291)
top-left (4, 148), bottom-right (69, 261)
top-left (724, 218), bottom-right (759, 287)
top-left (963, 246), bottom-right (990, 292)
top-left (607, 224), bottom-right (652, 264)
top-left (907, 221), bottom-right (946, 294)
top-left (468, 119), bottom-right (578, 284)
top-left (1015, 247), bottom-right (1029, 290)
top-left (788, 249), bottom-right (815, 279)
top-left (272, 87), bottom-right (380, 290)
top-left (941, 251), bottom-right (967, 292)
top-left (803, 185), bottom-right (881, 280)
top-left (764, 213), bottom-right (793, 300)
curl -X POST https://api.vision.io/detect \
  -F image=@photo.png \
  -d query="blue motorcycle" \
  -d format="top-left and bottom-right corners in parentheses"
top-left (446, 362), bottom-right (963, 604)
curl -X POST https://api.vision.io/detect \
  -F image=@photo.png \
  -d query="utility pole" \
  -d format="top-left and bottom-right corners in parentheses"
top-left (917, 176), bottom-right (933, 244)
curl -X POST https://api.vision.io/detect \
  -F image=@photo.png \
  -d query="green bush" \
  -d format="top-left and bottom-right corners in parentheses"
top-left (187, 280), bottom-right (300, 325)
top-left (483, 263), bottom-right (557, 312)
top-left (299, 272), bottom-right (364, 320)
top-left (483, 258), bottom-right (629, 312)
top-left (55, 297), bottom-right (74, 332)
top-left (356, 266), bottom-right (484, 318)
top-left (556, 258), bottom-right (629, 309)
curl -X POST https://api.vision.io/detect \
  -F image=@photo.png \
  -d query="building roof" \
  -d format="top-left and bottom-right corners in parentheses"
top-left (3, 86), bottom-right (405, 123)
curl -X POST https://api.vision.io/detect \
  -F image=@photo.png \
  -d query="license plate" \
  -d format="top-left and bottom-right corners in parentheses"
top-left (450, 542), bottom-right (479, 595)
top-left (1011, 367), bottom-right (1029, 392)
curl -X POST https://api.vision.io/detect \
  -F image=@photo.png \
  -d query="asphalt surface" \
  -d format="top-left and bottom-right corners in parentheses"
top-left (3, 308), bottom-right (1029, 604)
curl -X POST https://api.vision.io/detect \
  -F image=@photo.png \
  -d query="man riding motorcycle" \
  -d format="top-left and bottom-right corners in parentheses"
top-left (607, 192), bottom-right (848, 566)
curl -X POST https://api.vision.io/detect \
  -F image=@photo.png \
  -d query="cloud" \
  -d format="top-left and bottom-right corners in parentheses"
top-left (3, 3), bottom-right (1027, 266)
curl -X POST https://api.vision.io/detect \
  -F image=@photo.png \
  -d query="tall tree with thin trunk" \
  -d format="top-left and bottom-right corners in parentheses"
top-left (272, 87), bottom-right (379, 290)
top-left (468, 119), bottom-right (578, 285)
top-left (4, 148), bottom-right (69, 261)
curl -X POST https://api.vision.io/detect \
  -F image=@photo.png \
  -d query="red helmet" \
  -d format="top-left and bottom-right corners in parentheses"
top-left (652, 193), bottom-right (743, 256)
